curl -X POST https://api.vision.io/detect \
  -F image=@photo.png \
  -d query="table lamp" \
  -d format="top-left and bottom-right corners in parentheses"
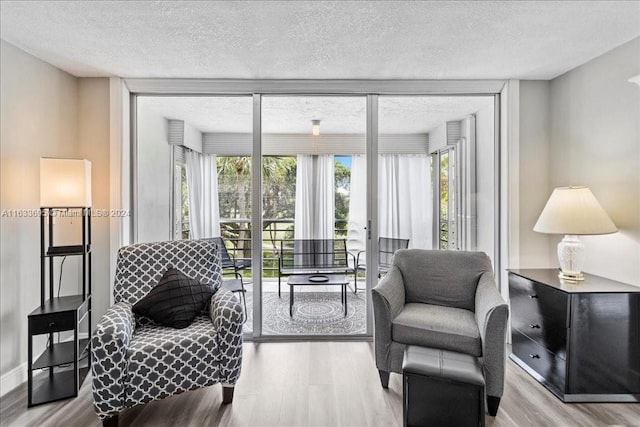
top-left (533, 186), bottom-right (617, 281)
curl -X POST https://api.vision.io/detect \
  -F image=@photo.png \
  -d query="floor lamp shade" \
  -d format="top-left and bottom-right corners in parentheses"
top-left (40, 158), bottom-right (92, 207)
top-left (534, 186), bottom-right (617, 281)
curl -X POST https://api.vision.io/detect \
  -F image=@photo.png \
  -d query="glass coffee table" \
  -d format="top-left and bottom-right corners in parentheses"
top-left (286, 273), bottom-right (349, 317)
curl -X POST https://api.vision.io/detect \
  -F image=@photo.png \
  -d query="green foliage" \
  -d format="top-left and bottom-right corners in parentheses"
top-left (181, 165), bottom-right (190, 239)
top-left (440, 152), bottom-right (449, 221)
top-left (334, 160), bottom-right (350, 236)
top-left (262, 156), bottom-right (297, 222)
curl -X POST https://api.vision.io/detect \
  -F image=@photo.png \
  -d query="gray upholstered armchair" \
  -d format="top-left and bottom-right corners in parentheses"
top-left (91, 239), bottom-right (243, 426)
top-left (372, 249), bottom-right (508, 415)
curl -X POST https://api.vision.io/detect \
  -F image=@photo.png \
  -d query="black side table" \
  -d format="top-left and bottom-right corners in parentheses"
top-left (27, 295), bottom-right (91, 406)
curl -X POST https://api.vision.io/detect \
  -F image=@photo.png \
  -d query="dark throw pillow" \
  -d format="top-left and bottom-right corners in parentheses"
top-left (133, 268), bottom-right (215, 329)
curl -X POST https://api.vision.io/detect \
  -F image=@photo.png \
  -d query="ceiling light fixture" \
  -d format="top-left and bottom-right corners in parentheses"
top-left (312, 120), bottom-right (320, 136)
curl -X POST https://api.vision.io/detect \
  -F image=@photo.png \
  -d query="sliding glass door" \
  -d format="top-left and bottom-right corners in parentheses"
top-left (260, 96), bottom-right (367, 336)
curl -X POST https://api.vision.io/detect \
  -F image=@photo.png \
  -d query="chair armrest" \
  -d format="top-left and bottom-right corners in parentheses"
top-left (372, 266), bottom-right (406, 317)
top-left (91, 302), bottom-right (135, 419)
top-left (372, 266), bottom-right (406, 371)
top-left (474, 271), bottom-right (509, 398)
top-left (348, 249), bottom-right (365, 269)
top-left (209, 288), bottom-right (243, 385)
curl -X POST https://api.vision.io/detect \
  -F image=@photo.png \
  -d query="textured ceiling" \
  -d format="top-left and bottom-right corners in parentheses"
top-left (1, 1), bottom-right (639, 79)
top-left (139, 95), bottom-right (494, 134)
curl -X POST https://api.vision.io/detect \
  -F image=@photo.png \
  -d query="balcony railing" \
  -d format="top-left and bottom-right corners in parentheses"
top-left (439, 219), bottom-right (456, 250)
top-left (182, 218), bottom-right (348, 278)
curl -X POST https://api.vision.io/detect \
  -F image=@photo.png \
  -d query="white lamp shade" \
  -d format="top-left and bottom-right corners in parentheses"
top-left (40, 158), bottom-right (92, 207)
top-left (533, 186), bottom-right (617, 235)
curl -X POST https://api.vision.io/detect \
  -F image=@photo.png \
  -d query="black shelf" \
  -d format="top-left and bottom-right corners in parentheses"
top-left (46, 245), bottom-right (91, 257)
top-left (33, 339), bottom-right (89, 370)
top-left (31, 366), bottom-right (89, 407)
top-left (29, 206), bottom-right (92, 407)
top-left (29, 295), bottom-right (87, 316)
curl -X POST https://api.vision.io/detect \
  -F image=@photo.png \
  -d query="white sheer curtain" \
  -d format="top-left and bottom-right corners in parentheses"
top-left (294, 155), bottom-right (314, 239)
top-left (186, 150), bottom-right (220, 239)
top-left (347, 154), bottom-right (433, 250)
top-left (379, 154), bottom-right (432, 249)
top-left (378, 156), bottom-right (401, 239)
top-left (315, 155), bottom-right (335, 239)
top-left (201, 154), bottom-right (220, 238)
top-left (294, 154), bottom-right (335, 239)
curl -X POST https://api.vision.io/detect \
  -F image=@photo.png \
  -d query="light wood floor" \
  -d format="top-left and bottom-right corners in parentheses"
top-left (1, 342), bottom-right (639, 426)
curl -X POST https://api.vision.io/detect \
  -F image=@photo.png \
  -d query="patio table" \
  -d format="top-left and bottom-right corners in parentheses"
top-left (286, 273), bottom-right (349, 317)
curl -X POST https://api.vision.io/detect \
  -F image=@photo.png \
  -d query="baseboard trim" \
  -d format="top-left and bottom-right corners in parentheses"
top-left (1, 362), bottom-right (27, 397)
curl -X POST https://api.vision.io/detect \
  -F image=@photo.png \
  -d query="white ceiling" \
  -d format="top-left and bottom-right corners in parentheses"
top-left (139, 95), bottom-right (494, 134)
top-left (1, 1), bottom-right (638, 80)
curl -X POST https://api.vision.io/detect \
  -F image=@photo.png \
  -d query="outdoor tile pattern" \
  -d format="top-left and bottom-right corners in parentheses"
top-left (91, 240), bottom-right (243, 420)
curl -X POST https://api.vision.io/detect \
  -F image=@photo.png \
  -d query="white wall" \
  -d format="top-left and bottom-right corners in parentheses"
top-left (183, 121), bottom-right (203, 153)
top-left (518, 81), bottom-right (554, 268)
top-left (78, 78), bottom-right (112, 329)
top-left (475, 104), bottom-right (496, 263)
top-left (0, 40), bottom-right (79, 391)
top-left (1, 41), bottom-right (114, 395)
top-left (428, 123), bottom-right (447, 153)
top-left (549, 37), bottom-right (640, 285)
top-left (136, 105), bottom-right (171, 243)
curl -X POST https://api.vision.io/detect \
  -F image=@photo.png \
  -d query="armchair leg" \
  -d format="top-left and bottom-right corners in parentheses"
top-left (222, 386), bottom-right (235, 404)
top-left (487, 396), bottom-right (501, 416)
top-left (102, 414), bottom-right (119, 427)
top-left (378, 370), bottom-right (390, 388)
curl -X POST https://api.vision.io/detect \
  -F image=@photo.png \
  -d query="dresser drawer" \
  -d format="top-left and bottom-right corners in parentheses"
top-left (512, 329), bottom-right (566, 394)
top-left (30, 312), bottom-right (75, 335)
top-left (511, 311), bottom-right (567, 359)
top-left (509, 273), bottom-right (568, 328)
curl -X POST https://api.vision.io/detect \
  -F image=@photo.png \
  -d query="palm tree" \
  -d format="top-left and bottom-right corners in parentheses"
top-left (217, 156), bottom-right (297, 259)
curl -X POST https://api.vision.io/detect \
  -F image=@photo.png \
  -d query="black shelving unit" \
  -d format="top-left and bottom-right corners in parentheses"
top-left (27, 207), bottom-right (92, 407)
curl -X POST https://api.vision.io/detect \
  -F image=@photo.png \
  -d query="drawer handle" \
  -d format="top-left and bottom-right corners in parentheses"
top-left (48, 322), bottom-right (56, 327)
top-left (529, 295), bottom-right (538, 299)
top-left (529, 323), bottom-right (540, 329)
top-left (529, 354), bottom-right (540, 359)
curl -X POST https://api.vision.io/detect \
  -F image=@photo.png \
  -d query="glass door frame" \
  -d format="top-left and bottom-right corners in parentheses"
top-left (126, 79), bottom-right (506, 341)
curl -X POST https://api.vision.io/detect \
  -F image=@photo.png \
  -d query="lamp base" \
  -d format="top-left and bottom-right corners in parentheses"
top-left (557, 235), bottom-right (585, 283)
top-left (558, 271), bottom-right (585, 282)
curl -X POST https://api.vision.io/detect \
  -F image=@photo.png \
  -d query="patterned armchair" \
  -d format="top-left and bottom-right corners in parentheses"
top-left (91, 240), bottom-right (243, 426)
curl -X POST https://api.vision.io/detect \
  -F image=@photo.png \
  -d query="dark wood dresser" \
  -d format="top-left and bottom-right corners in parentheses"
top-left (508, 269), bottom-right (640, 402)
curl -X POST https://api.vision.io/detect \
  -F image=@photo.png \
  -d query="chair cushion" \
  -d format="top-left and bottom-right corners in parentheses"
top-left (394, 249), bottom-right (493, 311)
top-left (132, 268), bottom-right (215, 329)
top-left (392, 303), bottom-right (482, 357)
top-left (124, 315), bottom-right (220, 408)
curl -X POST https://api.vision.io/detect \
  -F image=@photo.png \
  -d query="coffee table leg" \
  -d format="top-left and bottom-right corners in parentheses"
top-left (290, 285), bottom-right (294, 317)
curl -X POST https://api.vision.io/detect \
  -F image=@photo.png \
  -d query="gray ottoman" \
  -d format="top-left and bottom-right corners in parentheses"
top-left (402, 346), bottom-right (485, 427)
